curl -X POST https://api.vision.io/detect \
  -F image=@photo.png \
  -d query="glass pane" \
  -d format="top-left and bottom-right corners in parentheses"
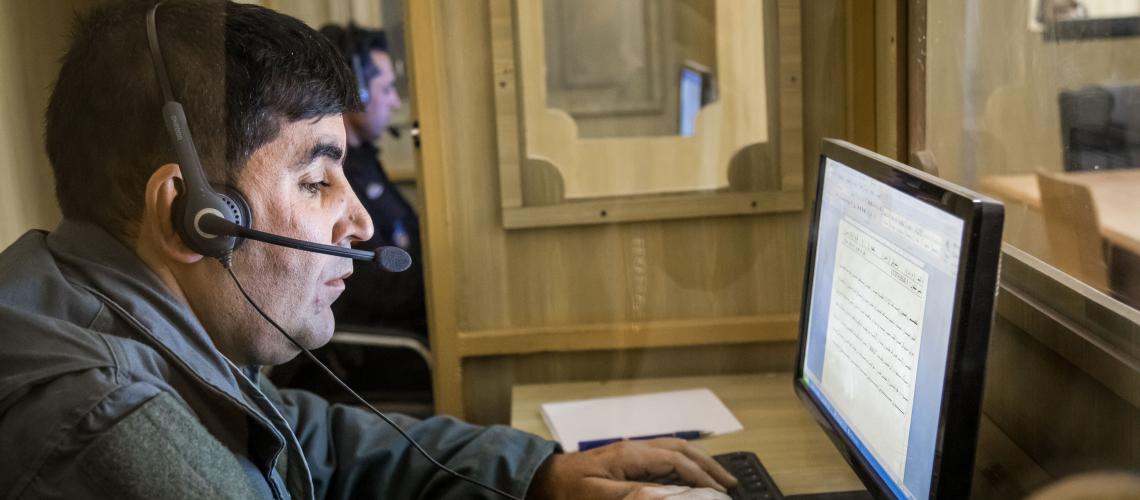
top-left (927, 0), bottom-right (1140, 311)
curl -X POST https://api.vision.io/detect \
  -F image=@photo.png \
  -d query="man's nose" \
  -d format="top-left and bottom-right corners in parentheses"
top-left (346, 193), bottom-right (374, 244)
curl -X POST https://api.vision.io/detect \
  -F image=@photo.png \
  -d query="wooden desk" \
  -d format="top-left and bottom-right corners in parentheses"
top-left (511, 374), bottom-right (865, 496)
top-left (978, 170), bottom-right (1140, 255)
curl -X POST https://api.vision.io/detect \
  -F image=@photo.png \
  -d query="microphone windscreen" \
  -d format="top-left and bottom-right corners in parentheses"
top-left (375, 246), bottom-right (413, 272)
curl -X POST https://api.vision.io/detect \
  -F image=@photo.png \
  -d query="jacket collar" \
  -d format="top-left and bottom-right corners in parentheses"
top-left (46, 220), bottom-right (249, 395)
top-left (31, 220), bottom-right (314, 498)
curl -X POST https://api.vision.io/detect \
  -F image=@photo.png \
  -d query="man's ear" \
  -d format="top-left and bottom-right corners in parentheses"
top-left (141, 163), bottom-right (203, 264)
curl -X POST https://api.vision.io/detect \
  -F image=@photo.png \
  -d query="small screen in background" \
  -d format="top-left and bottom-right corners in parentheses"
top-left (679, 68), bottom-right (704, 137)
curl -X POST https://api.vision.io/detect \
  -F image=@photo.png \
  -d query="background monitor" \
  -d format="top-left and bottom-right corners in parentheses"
top-left (795, 139), bottom-right (1004, 499)
top-left (678, 62), bottom-right (714, 137)
top-left (1058, 84), bottom-right (1140, 171)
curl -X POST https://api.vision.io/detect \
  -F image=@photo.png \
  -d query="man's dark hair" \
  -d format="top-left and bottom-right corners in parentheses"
top-left (318, 24), bottom-right (389, 85)
top-left (45, 0), bottom-right (360, 244)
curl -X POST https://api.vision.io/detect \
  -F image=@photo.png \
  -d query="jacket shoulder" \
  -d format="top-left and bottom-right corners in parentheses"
top-left (75, 391), bottom-right (263, 499)
top-left (6, 383), bottom-right (261, 499)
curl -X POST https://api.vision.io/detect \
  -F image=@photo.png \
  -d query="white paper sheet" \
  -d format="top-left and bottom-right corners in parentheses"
top-left (539, 388), bottom-right (743, 452)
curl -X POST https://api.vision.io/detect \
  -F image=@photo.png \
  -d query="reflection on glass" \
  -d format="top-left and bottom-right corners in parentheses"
top-left (1029, 0), bottom-right (1140, 39)
top-left (1059, 84), bottom-right (1140, 171)
top-left (542, 0), bottom-right (717, 138)
top-left (929, 0), bottom-right (1140, 309)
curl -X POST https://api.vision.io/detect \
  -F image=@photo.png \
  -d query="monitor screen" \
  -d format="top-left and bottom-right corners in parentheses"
top-left (796, 140), bottom-right (1003, 499)
top-left (679, 67), bottom-right (704, 137)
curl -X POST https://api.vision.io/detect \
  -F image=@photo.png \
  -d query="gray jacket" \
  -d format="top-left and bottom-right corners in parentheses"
top-left (0, 220), bottom-right (556, 499)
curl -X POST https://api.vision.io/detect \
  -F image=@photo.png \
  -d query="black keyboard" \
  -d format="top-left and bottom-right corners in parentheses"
top-left (714, 452), bottom-right (873, 500)
top-left (643, 451), bottom-right (872, 500)
top-left (714, 451), bottom-right (783, 500)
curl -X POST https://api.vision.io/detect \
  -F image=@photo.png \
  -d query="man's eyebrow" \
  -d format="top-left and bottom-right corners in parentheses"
top-left (297, 142), bottom-right (345, 169)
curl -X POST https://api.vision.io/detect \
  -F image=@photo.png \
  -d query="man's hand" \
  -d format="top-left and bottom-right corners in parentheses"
top-left (526, 438), bottom-right (738, 500)
top-left (624, 485), bottom-right (732, 500)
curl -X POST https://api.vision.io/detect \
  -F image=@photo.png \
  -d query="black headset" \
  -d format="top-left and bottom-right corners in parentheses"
top-left (345, 25), bottom-right (371, 105)
top-left (145, 4), bottom-right (410, 271)
top-left (145, 6), bottom-right (249, 260)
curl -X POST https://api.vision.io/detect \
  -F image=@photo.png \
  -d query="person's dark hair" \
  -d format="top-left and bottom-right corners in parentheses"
top-left (318, 24), bottom-right (389, 85)
top-left (45, 0), bottom-right (360, 244)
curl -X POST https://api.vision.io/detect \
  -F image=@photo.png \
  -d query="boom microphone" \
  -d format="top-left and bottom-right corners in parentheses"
top-left (197, 213), bottom-right (411, 272)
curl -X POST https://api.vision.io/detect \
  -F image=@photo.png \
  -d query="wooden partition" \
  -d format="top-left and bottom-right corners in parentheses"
top-left (257, 0), bottom-right (381, 27)
top-left (488, 0), bottom-right (805, 228)
top-left (407, 0), bottom-right (863, 423)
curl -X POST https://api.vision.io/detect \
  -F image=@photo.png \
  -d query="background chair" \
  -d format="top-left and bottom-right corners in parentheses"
top-left (1036, 171), bottom-right (1111, 291)
top-left (1058, 84), bottom-right (1140, 172)
top-left (270, 324), bottom-right (434, 418)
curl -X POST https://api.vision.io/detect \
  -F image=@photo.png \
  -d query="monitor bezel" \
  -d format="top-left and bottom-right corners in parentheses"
top-left (793, 139), bottom-right (1004, 499)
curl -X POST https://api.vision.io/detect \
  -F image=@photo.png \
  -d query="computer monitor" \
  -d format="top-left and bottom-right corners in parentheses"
top-left (795, 139), bottom-right (1004, 499)
top-left (1058, 84), bottom-right (1140, 171)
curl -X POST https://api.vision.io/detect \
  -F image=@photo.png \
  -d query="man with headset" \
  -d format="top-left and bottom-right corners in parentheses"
top-left (270, 24), bottom-right (432, 414)
top-left (0, 1), bottom-right (734, 498)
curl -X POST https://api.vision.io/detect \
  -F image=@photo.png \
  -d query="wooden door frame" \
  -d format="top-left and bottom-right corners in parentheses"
top-left (405, 0), bottom-right (467, 416)
top-left (847, 0), bottom-right (909, 161)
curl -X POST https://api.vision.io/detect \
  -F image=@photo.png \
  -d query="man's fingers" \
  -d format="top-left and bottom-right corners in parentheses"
top-left (644, 448), bottom-right (725, 492)
top-left (584, 477), bottom-right (653, 499)
top-left (641, 439), bottom-right (738, 489)
top-left (676, 446), bottom-right (738, 488)
top-left (624, 485), bottom-right (732, 500)
top-left (581, 477), bottom-right (734, 500)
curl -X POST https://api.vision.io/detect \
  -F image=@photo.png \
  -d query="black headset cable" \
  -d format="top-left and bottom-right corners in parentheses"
top-left (221, 255), bottom-right (523, 500)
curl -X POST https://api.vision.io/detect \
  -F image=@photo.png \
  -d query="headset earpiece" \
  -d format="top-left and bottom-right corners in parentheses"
top-left (214, 184), bottom-right (252, 240)
top-left (351, 52), bottom-right (370, 105)
top-left (148, 4), bottom-right (252, 260)
top-left (169, 179), bottom-right (252, 259)
top-left (344, 24), bottom-right (369, 105)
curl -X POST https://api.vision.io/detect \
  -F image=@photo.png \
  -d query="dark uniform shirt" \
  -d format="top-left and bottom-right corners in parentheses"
top-left (333, 141), bottom-right (427, 336)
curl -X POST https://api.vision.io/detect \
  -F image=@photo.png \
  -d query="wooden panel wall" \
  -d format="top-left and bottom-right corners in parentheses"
top-left (977, 315), bottom-right (1140, 494)
top-left (0, 2), bottom-right (110, 247)
top-left (258, 0), bottom-right (382, 28)
top-left (409, 0), bottom-right (853, 422)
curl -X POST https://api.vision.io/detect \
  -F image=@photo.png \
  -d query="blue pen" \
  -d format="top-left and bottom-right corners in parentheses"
top-left (578, 430), bottom-right (712, 452)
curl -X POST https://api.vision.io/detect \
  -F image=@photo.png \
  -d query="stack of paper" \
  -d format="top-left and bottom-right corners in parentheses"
top-left (539, 388), bottom-right (743, 452)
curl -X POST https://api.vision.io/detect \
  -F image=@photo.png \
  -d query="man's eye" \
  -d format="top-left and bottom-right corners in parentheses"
top-left (301, 181), bottom-right (331, 194)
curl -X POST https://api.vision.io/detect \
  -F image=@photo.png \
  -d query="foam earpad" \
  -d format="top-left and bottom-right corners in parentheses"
top-left (214, 184), bottom-right (252, 251)
top-left (170, 182), bottom-right (252, 258)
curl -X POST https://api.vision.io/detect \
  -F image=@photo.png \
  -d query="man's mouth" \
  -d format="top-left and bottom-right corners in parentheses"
top-left (324, 270), bottom-right (352, 297)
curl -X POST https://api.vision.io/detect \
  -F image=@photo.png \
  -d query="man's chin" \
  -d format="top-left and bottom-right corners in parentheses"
top-left (301, 325), bottom-right (335, 351)
top-left (258, 324), bottom-right (334, 367)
